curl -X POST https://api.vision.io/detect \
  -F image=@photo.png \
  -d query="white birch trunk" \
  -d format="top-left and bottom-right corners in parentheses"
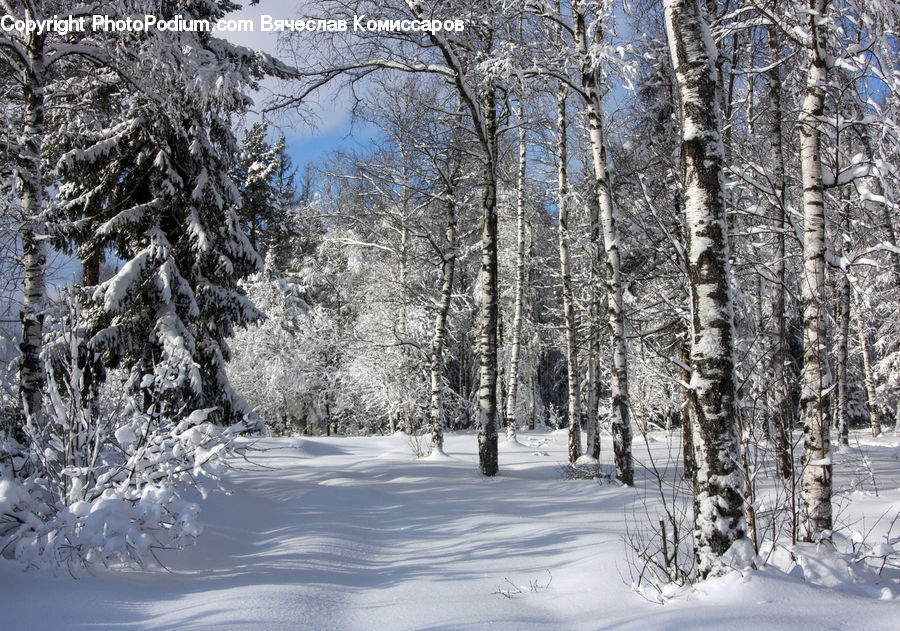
top-left (477, 91), bottom-right (500, 476)
top-left (664, 0), bottom-right (747, 577)
top-left (798, 0), bottom-right (833, 541)
top-left (17, 15), bottom-right (47, 423)
top-left (556, 85), bottom-right (581, 464)
top-left (586, 320), bottom-right (600, 458)
top-left (835, 274), bottom-right (850, 446)
top-left (766, 23), bottom-right (795, 479)
top-left (584, 114), bottom-right (601, 461)
top-left (505, 99), bottom-right (528, 442)
top-left (573, 3), bottom-right (632, 483)
top-left (429, 201), bottom-right (456, 455)
top-left (584, 135), bottom-right (601, 460)
top-left (396, 135), bottom-right (413, 433)
top-left (853, 290), bottom-right (882, 438)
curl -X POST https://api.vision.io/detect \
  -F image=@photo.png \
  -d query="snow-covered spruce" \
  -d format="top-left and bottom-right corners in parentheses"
top-left (232, 123), bottom-right (288, 259)
top-left (55, 0), bottom-right (283, 426)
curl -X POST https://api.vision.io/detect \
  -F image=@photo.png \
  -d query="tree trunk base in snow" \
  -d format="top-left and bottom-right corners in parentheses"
top-left (479, 430), bottom-right (498, 476)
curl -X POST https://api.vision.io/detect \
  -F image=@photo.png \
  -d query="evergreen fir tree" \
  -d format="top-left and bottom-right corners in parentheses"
top-left (56, 0), bottom-right (279, 424)
top-left (233, 123), bottom-right (281, 256)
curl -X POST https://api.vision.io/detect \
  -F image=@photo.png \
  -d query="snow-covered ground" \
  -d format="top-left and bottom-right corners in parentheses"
top-left (2, 429), bottom-right (900, 630)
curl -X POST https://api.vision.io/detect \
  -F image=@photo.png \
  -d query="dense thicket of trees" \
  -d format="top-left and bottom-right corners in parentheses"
top-left (1, 0), bottom-right (899, 578)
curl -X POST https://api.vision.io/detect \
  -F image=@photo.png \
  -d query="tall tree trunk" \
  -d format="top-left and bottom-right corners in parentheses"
top-left (80, 250), bottom-right (103, 287)
top-left (505, 100), bottom-right (528, 442)
top-left (573, 3), bottom-right (632, 483)
top-left (835, 273), bottom-right (850, 446)
top-left (529, 371), bottom-right (537, 431)
top-left (853, 290), bottom-right (882, 437)
top-left (798, 0), bottom-right (833, 542)
top-left (429, 201), bottom-right (456, 455)
top-left (556, 85), bottom-right (581, 464)
top-left (665, 0), bottom-right (747, 577)
top-left (834, 198), bottom-right (851, 447)
top-left (403, 0), bottom-right (501, 474)
top-left (457, 265), bottom-right (470, 430)
top-left (766, 22), bottom-right (795, 479)
top-left (526, 226), bottom-right (538, 432)
top-left (249, 208), bottom-right (258, 253)
top-left (18, 21), bottom-right (47, 424)
top-left (394, 222), bottom-right (410, 434)
top-left (585, 152), bottom-right (601, 460)
top-left (586, 315), bottom-right (601, 458)
top-left (477, 91), bottom-right (500, 476)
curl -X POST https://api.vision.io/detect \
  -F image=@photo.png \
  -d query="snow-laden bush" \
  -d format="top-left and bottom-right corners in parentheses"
top-left (227, 267), bottom-right (336, 436)
top-left (0, 300), bottom-right (248, 571)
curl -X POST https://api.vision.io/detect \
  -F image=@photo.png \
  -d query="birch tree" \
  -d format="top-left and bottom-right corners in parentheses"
top-left (526, 0), bottom-right (634, 481)
top-left (402, 0), bottom-right (504, 473)
top-left (423, 104), bottom-right (466, 454)
top-left (797, 0), bottom-right (833, 541)
top-left (428, 194), bottom-right (456, 453)
top-left (571, 0), bottom-right (632, 484)
top-left (556, 83), bottom-right (581, 462)
top-left (764, 18), bottom-right (795, 478)
top-left (1, 0), bottom-right (58, 422)
top-left (664, 0), bottom-right (748, 577)
top-left (504, 93), bottom-right (528, 443)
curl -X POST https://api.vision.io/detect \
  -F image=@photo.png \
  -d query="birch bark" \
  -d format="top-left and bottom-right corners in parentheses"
top-left (798, 0), bottom-right (833, 541)
top-left (664, 0), bottom-right (747, 576)
top-left (477, 90), bottom-right (500, 475)
top-left (556, 85), bottom-right (582, 463)
top-left (766, 23), bottom-right (794, 479)
top-left (429, 200), bottom-right (456, 454)
top-left (16, 7), bottom-right (48, 423)
top-left (505, 99), bottom-right (528, 442)
top-left (572, 2), bottom-right (632, 482)
top-left (835, 274), bottom-right (850, 446)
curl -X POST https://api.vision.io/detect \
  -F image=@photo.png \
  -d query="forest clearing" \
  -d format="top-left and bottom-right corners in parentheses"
top-left (2, 1), bottom-right (900, 627)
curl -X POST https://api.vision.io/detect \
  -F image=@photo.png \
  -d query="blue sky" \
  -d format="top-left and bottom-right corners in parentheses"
top-left (224, 1), bottom-right (365, 174)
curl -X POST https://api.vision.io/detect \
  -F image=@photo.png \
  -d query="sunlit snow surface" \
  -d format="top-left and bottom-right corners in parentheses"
top-left (3, 429), bottom-right (900, 629)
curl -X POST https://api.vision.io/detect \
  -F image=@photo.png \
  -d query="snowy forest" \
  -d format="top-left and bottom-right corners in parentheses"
top-left (2, 0), bottom-right (900, 628)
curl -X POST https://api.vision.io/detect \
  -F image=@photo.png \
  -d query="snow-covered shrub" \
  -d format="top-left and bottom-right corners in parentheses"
top-left (558, 456), bottom-right (614, 481)
top-left (228, 266), bottom-right (344, 436)
top-left (0, 300), bottom-right (247, 571)
top-left (408, 431), bottom-right (430, 458)
top-left (623, 433), bottom-right (696, 594)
